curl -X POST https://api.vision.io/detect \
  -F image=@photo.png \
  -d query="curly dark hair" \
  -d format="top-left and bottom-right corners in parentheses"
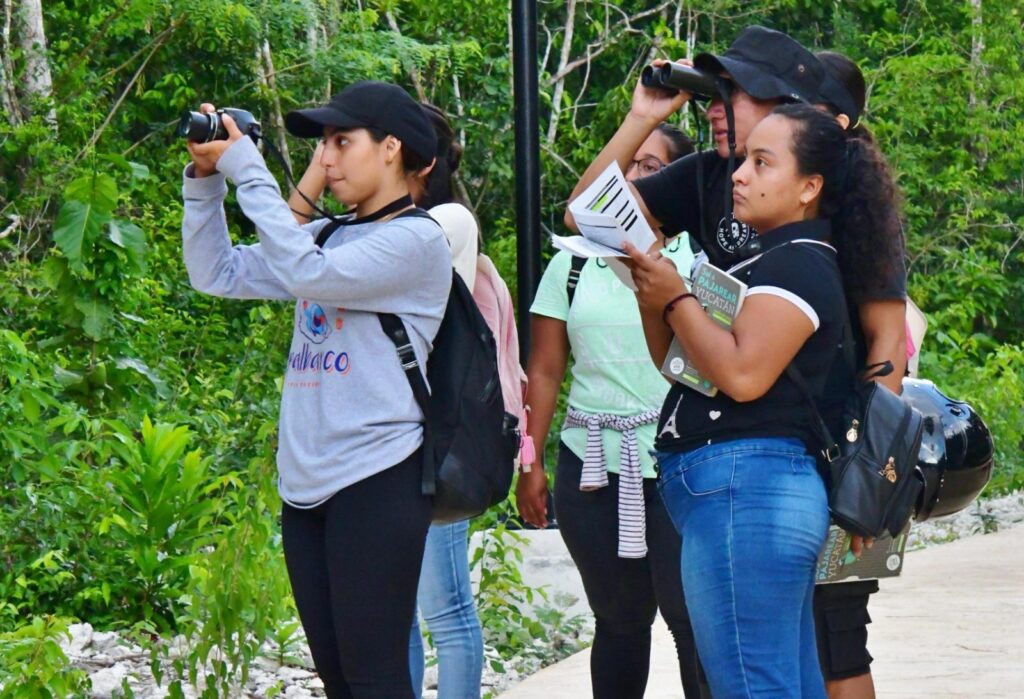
top-left (772, 103), bottom-right (904, 303)
top-left (815, 49), bottom-right (905, 300)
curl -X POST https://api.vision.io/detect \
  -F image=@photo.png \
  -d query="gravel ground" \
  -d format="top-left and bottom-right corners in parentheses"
top-left (57, 491), bottom-right (1024, 698)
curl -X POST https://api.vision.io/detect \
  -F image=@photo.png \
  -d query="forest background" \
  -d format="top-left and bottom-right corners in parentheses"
top-left (1, 0), bottom-right (1022, 695)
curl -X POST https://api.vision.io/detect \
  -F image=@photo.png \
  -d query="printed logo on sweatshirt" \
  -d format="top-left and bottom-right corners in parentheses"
top-left (298, 301), bottom-right (332, 344)
top-left (287, 343), bottom-right (351, 376)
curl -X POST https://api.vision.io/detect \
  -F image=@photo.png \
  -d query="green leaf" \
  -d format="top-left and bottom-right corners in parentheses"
top-left (73, 297), bottom-right (114, 339)
top-left (129, 161), bottom-right (151, 180)
top-left (65, 173), bottom-right (119, 213)
top-left (107, 218), bottom-right (148, 272)
top-left (52, 200), bottom-right (109, 271)
top-left (53, 367), bottom-right (85, 388)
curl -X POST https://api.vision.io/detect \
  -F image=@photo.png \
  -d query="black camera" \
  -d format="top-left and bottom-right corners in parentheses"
top-left (640, 63), bottom-right (727, 100)
top-left (178, 108), bottom-right (261, 144)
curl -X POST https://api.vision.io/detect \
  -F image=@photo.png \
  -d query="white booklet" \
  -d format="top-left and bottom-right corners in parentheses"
top-left (554, 162), bottom-right (657, 258)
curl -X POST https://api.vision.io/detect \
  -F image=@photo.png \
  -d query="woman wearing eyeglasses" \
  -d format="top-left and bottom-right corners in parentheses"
top-left (516, 123), bottom-right (702, 698)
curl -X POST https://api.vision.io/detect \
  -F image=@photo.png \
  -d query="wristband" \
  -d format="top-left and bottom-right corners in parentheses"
top-left (662, 292), bottom-right (698, 324)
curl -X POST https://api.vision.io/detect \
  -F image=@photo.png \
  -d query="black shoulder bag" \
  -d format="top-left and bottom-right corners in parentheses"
top-left (787, 317), bottom-right (925, 539)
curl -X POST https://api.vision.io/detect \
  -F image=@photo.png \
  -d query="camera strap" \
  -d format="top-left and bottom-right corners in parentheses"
top-left (314, 195), bottom-right (416, 247)
top-left (261, 137), bottom-right (341, 222)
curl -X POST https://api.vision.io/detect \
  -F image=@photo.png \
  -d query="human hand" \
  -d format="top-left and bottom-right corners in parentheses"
top-left (849, 535), bottom-right (875, 558)
top-left (623, 240), bottom-right (687, 313)
top-left (515, 467), bottom-right (550, 529)
top-left (186, 103), bottom-right (245, 177)
top-left (630, 59), bottom-right (693, 124)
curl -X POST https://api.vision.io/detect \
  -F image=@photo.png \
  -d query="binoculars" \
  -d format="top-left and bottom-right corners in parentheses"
top-left (640, 63), bottom-right (728, 100)
top-left (178, 108), bottom-right (261, 144)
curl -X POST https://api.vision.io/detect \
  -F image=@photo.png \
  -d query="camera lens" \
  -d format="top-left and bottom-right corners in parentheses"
top-left (178, 111), bottom-right (219, 142)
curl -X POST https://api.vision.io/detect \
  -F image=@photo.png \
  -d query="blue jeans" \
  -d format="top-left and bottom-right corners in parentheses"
top-left (656, 438), bottom-right (829, 699)
top-left (409, 520), bottom-right (483, 699)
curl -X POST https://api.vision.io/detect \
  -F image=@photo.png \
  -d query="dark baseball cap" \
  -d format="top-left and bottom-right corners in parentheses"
top-left (284, 81), bottom-right (436, 164)
top-left (694, 25), bottom-right (823, 104)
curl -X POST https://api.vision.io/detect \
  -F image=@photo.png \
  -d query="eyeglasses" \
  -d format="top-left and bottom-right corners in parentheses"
top-left (626, 155), bottom-right (667, 178)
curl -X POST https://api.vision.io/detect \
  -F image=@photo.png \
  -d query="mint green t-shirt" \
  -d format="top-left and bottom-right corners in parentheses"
top-left (530, 236), bottom-right (695, 478)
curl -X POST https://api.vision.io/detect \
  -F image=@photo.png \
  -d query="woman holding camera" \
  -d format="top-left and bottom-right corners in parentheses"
top-left (181, 81), bottom-right (451, 699)
top-left (287, 103), bottom-right (489, 699)
top-left (517, 123), bottom-right (702, 699)
top-left (624, 104), bottom-right (897, 697)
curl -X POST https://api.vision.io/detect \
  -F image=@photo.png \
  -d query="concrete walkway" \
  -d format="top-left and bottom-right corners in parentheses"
top-left (499, 525), bottom-right (1024, 698)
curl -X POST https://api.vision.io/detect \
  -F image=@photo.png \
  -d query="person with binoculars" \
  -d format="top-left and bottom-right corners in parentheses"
top-left (180, 81), bottom-right (452, 699)
top-left (567, 26), bottom-right (908, 699)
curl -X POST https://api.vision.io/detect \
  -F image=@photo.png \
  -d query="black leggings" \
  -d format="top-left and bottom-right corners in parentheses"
top-left (281, 451), bottom-right (431, 699)
top-left (554, 442), bottom-right (701, 698)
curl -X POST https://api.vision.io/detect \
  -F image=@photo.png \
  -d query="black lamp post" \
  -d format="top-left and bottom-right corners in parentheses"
top-left (511, 0), bottom-right (541, 365)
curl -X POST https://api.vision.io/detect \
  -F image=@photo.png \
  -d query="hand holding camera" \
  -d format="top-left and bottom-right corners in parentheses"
top-left (181, 104), bottom-right (262, 177)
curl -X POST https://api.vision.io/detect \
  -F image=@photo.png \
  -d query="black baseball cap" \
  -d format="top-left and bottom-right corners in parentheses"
top-left (694, 26), bottom-right (823, 104)
top-left (284, 81), bottom-right (436, 164)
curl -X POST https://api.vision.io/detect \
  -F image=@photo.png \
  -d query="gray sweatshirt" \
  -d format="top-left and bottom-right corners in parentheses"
top-left (181, 137), bottom-right (451, 506)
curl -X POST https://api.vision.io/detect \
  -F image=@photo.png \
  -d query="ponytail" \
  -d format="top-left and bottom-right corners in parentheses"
top-left (419, 103), bottom-right (465, 209)
top-left (773, 103), bottom-right (905, 303)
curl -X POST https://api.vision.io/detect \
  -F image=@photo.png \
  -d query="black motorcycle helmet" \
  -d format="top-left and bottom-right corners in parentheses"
top-left (902, 378), bottom-right (995, 522)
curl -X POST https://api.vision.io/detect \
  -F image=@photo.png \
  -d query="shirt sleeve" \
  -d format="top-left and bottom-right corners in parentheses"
top-left (632, 152), bottom-right (702, 238)
top-left (745, 244), bottom-right (841, 332)
top-left (529, 250), bottom-right (573, 321)
top-left (212, 138), bottom-right (451, 313)
top-left (181, 165), bottom-right (312, 301)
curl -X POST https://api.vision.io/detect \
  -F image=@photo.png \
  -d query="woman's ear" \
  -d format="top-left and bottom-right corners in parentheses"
top-left (835, 113), bottom-right (851, 130)
top-left (417, 157), bottom-right (437, 180)
top-left (383, 135), bottom-right (402, 165)
top-left (799, 174), bottom-right (824, 206)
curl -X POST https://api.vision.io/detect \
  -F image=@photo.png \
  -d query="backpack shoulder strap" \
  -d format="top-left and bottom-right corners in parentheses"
top-left (379, 309), bottom-right (437, 496)
top-left (566, 255), bottom-right (587, 306)
top-left (314, 218), bottom-right (345, 248)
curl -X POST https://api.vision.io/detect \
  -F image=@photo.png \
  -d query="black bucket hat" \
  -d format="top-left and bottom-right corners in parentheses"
top-left (284, 81), bottom-right (436, 164)
top-left (694, 25), bottom-right (823, 104)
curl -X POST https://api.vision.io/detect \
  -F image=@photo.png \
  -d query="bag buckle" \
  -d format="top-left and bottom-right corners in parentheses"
top-left (395, 342), bottom-right (418, 371)
top-left (822, 444), bottom-right (841, 463)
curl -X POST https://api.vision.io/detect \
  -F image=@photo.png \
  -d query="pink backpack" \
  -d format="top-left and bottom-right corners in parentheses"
top-left (472, 255), bottom-right (535, 468)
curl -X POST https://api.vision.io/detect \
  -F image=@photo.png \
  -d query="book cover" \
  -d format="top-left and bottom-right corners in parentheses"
top-left (815, 522), bottom-right (911, 584)
top-left (660, 262), bottom-right (747, 397)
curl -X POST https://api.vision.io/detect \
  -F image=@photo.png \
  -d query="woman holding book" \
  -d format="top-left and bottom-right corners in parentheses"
top-left (623, 104), bottom-right (898, 697)
top-left (517, 123), bottom-right (703, 699)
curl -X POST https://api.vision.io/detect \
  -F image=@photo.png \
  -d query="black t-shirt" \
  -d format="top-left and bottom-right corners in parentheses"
top-left (634, 150), bottom-right (756, 269)
top-left (634, 149), bottom-right (909, 309)
top-left (654, 220), bottom-right (848, 454)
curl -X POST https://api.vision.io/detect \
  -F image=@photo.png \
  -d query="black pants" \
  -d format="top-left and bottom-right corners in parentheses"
top-left (554, 442), bottom-right (701, 699)
top-left (281, 451), bottom-right (431, 699)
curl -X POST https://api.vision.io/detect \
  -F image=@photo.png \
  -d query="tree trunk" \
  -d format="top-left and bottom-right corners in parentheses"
top-left (16, 0), bottom-right (56, 125)
top-left (545, 0), bottom-right (577, 144)
top-left (1, 0), bottom-right (22, 124)
top-left (968, 0), bottom-right (987, 169)
top-left (259, 38), bottom-right (293, 176)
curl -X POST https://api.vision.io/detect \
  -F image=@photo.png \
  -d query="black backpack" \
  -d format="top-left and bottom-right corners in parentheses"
top-left (316, 211), bottom-right (519, 523)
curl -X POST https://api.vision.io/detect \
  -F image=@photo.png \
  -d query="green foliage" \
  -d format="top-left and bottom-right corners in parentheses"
top-left (2, 0), bottom-right (1023, 693)
top-left (0, 617), bottom-right (90, 698)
